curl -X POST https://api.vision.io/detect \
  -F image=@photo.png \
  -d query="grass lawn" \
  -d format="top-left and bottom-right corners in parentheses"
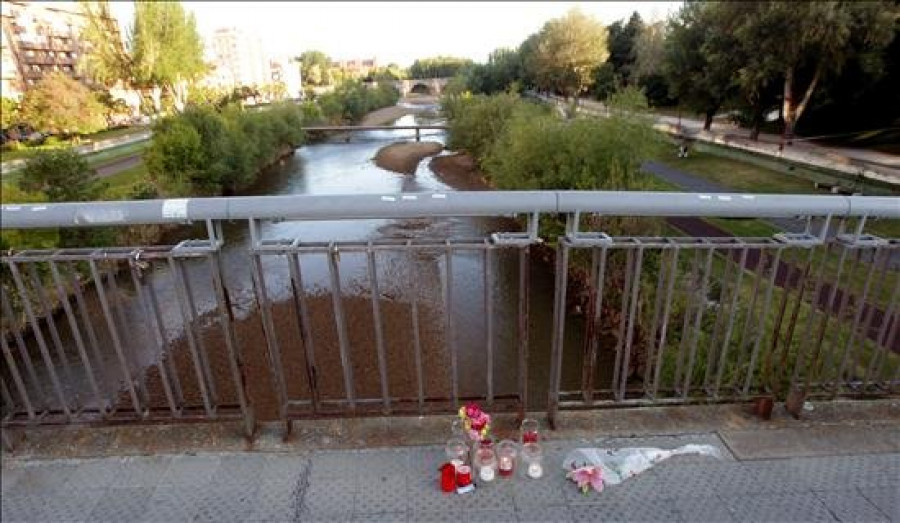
top-left (101, 162), bottom-right (150, 200)
top-left (87, 141), bottom-right (148, 168)
top-left (0, 126), bottom-right (149, 162)
top-left (653, 150), bottom-right (817, 194)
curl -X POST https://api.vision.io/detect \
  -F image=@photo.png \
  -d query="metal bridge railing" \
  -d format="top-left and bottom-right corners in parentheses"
top-left (1, 191), bottom-right (898, 444)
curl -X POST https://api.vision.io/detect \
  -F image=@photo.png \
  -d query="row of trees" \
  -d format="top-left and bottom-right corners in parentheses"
top-left (314, 82), bottom-right (400, 124)
top-left (408, 56), bottom-right (473, 79)
top-left (449, 3), bottom-right (900, 140)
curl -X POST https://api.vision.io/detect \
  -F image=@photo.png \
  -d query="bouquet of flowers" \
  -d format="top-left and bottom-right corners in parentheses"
top-left (458, 402), bottom-right (491, 442)
top-left (566, 463), bottom-right (604, 494)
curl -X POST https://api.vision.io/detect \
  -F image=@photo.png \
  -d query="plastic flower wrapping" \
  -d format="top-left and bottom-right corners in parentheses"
top-left (458, 402), bottom-right (491, 442)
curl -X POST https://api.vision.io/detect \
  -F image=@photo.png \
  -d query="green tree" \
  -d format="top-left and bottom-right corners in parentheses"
top-left (18, 148), bottom-right (101, 202)
top-left (724, 1), bottom-right (896, 142)
top-left (408, 56), bottom-right (473, 79)
top-left (663, 2), bottom-right (740, 130)
top-left (1, 97), bottom-right (20, 129)
top-left (19, 73), bottom-right (107, 134)
top-left (531, 9), bottom-right (609, 101)
top-left (298, 50), bottom-right (333, 86)
top-left (606, 12), bottom-right (644, 86)
top-left (80, 0), bottom-right (207, 114)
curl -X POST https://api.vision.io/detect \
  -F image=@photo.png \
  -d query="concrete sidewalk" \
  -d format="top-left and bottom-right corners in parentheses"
top-left (3, 401), bottom-right (899, 522)
top-left (2, 434), bottom-right (897, 522)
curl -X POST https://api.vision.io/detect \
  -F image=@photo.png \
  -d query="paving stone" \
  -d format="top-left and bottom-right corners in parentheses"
top-left (1, 467), bottom-right (24, 494)
top-left (193, 484), bottom-right (260, 522)
top-left (5, 463), bottom-right (77, 495)
top-left (42, 488), bottom-right (105, 522)
top-left (814, 489), bottom-right (890, 522)
top-left (353, 511), bottom-right (408, 522)
top-left (673, 494), bottom-right (736, 522)
top-left (516, 505), bottom-right (573, 523)
top-left (60, 458), bottom-right (123, 491)
top-left (722, 493), bottom-right (837, 522)
top-left (858, 486), bottom-right (899, 522)
top-left (86, 486), bottom-right (154, 522)
top-left (300, 477), bottom-right (357, 518)
top-left (157, 454), bottom-right (220, 486)
top-left (114, 455), bottom-right (171, 488)
top-left (463, 509), bottom-right (517, 522)
top-left (309, 451), bottom-right (362, 480)
top-left (410, 509), bottom-right (464, 522)
top-left (138, 485), bottom-right (200, 522)
top-left (569, 499), bottom-right (683, 522)
top-left (0, 494), bottom-right (50, 523)
top-left (210, 453), bottom-right (266, 486)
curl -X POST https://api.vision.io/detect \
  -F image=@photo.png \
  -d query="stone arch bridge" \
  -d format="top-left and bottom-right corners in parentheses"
top-left (393, 77), bottom-right (451, 97)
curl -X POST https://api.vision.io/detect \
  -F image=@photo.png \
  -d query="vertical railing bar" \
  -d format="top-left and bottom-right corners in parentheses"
top-left (674, 249), bottom-right (702, 393)
top-left (167, 257), bottom-right (214, 416)
top-left (105, 265), bottom-right (150, 409)
top-left (176, 260), bottom-right (218, 405)
top-left (406, 241), bottom-right (425, 413)
top-left (712, 247), bottom-right (749, 398)
top-left (585, 246), bottom-right (608, 403)
top-left (884, 318), bottom-right (899, 393)
top-left (441, 240), bottom-right (459, 409)
top-left (806, 243), bottom-right (852, 392)
top-left (287, 252), bottom-right (320, 414)
top-left (6, 261), bottom-right (71, 417)
top-left (248, 239), bottom-right (289, 429)
top-left (327, 242), bottom-right (356, 411)
top-left (611, 249), bottom-right (635, 396)
top-left (366, 244), bottom-right (391, 414)
top-left (834, 247), bottom-right (882, 394)
top-left (49, 261), bottom-right (104, 412)
top-left (144, 276), bottom-right (184, 407)
top-left (517, 244), bottom-right (531, 419)
top-left (703, 247), bottom-right (738, 390)
top-left (618, 247), bottom-right (644, 401)
top-left (651, 247), bottom-right (680, 400)
top-left (772, 248), bottom-right (815, 398)
top-left (25, 263), bottom-right (74, 387)
top-left (866, 276), bottom-right (900, 388)
top-left (580, 247), bottom-right (600, 404)
top-left (2, 282), bottom-right (45, 407)
top-left (730, 247), bottom-right (769, 393)
top-left (127, 258), bottom-right (178, 416)
top-left (644, 244), bottom-right (669, 397)
top-left (682, 248), bottom-right (715, 399)
top-left (483, 242), bottom-right (494, 406)
top-left (762, 248), bottom-right (799, 399)
top-left (820, 249), bottom-right (862, 389)
top-left (65, 262), bottom-right (104, 384)
top-left (207, 249), bottom-right (254, 437)
top-left (847, 248), bottom-right (892, 387)
top-left (1, 375), bottom-right (14, 414)
top-left (547, 238), bottom-right (569, 427)
top-left (790, 243), bottom-right (833, 388)
top-left (742, 248), bottom-right (783, 396)
top-left (0, 332), bottom-right (35, 419)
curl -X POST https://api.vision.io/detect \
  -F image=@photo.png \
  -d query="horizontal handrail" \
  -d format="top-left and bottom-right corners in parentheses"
top-left (1, 191), bottom-right (897, 229)
top-left (301, 125), bottom-right (449, 131)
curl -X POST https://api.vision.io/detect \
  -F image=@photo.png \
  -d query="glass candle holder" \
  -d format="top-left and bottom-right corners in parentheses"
top-left (497, 440), bottom-right (518, 478)
top-left (450, 418), bottom-right (465, 439)
top-left (521, 442), bottom-right (544, 479)
top-left (474, 445), bottom-right (498, 483)
top-left (521, 418), bottom-right (539, 444)
top-left (445, 437), bottom-right (468, 464)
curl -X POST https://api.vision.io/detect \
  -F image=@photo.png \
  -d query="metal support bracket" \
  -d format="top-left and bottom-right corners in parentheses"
top-left (562, 211), bottom-right (613, 246)
top-left (835, 233), bottom-right (887, 248)
top-left (491, 212), bottom-right (542, 246)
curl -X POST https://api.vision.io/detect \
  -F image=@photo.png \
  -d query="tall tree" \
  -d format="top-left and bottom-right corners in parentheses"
top-left (724, 1), bottom-right (896, 141)
top-left (663, 2), bottom-right (740, 130)
top-left (298, 50), bottom-right (333, 86)
top-left (606, 12), bottom-right (644, 86)
top-left (79, 0), bottom-right (207, 114)
top-left (531, 9), bottom-right (609, 101)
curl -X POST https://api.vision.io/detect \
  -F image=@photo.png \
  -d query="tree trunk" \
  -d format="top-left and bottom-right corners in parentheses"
top-left (150, 86), bottom-right (162, 115)
top-left (704, 110), bottom-right (714, 131)
top-left (782, 66), bottom-right (796, 145)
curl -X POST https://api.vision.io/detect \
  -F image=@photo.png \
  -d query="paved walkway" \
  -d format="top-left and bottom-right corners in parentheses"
top-left (2, 433), bottom-right (898, 522)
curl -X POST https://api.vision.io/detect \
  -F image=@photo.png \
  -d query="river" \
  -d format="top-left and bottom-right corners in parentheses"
top-left (4, 107), bottom-right (587, 420)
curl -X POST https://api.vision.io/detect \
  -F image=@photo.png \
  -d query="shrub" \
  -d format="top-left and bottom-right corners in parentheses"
top-left (18, 73), bottom-right (107, 134)
top-left (18, 148), bottom-right (101, 202)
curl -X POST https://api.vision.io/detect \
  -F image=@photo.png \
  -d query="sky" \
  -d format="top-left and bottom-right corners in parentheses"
top-left (108, 1), bottom-right (682, 66)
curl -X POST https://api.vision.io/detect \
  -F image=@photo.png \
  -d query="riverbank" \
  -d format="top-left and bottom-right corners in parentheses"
top-left (373, 141), bottom-right (443, 175)
top-left (428, 152), bottom-right (490, 190)
top-left (361, 96), bottom-right (435, 126)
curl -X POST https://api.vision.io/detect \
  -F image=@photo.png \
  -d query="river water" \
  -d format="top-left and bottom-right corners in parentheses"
top-left (5, 107), bottom-right (586, 418)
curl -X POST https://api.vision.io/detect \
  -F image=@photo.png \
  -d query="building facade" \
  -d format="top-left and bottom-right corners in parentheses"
top-left (268, 56), bottom-right (302, 99)
top-left (329, 57), bottom-right (377, 79)
top-left (205, 27), bottom-right (268, 90)
top-left (0, 1), bottom-right (119, 100)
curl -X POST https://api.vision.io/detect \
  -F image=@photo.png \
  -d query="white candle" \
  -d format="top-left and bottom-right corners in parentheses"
top-left (479, 465), bottom-right (496, 482)
top-left (499, 456), bottom-right (513, 471)
top-left (527, 463), bottom-right (543, 479)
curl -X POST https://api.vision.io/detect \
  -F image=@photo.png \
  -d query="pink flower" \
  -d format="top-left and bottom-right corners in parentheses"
top-left (464, 403), bottom-right (482, 419)
top-left (567, 465), bottom-right (604, 494)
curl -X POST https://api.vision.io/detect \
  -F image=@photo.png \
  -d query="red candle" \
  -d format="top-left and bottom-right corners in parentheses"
top-left (498, 456), bottom-right (514, 477)
top-left (523, 431), bottom-right (539, 444)
top-left (456, 465), bottom-right (472, 487)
